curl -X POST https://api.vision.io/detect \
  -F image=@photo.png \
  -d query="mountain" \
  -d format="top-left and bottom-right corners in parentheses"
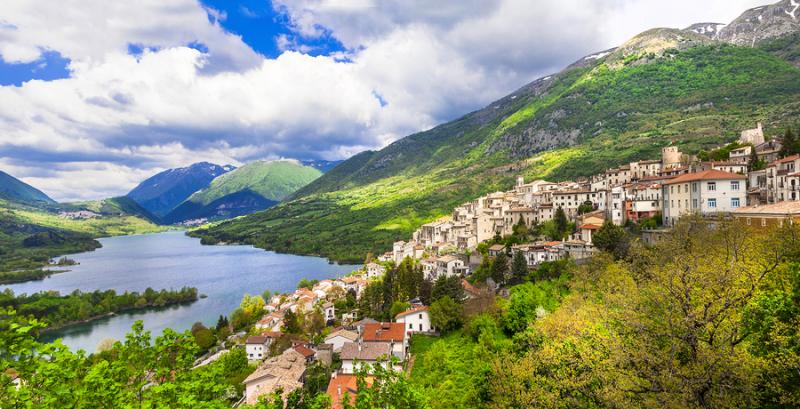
top-left (301, 159), bottom-right (343, 173)
top-left (64, 196), bottom-right (162, 224)
top-left (716, 0), bottom-right (800, 46)
top-left (127, 162), bottom-right (235, 217)
top-left (0, 170), bottom-right (56, 206)
top-left (163, 160), bottom-right (322, 223)
top-left (196, 0), bottom-right (800, 263)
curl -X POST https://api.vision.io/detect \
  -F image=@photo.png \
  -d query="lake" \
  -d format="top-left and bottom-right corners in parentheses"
top-left (1, 231), bottom-right (359, 353)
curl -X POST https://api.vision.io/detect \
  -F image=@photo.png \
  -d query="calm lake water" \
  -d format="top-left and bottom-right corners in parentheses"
top-left (1, 231), bottom-right (359, 353)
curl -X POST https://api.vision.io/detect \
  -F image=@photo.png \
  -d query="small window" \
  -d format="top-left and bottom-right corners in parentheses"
top-left (707, 182), bottom-right (716, 191)
top-left (747, 218), bottom-right (751, 225)
top-left (762, 218), bottom-right (767, 227)
top-left (708, 198), bottom-right (717, 208)
top-left (731, 181), bottom-right (740, 191)
top-left (692, 199), bottom-right (698, 208)
top-left (409, 323), bottom-right (413, 329)
top-left (731, 198), bottom-right (740, 208)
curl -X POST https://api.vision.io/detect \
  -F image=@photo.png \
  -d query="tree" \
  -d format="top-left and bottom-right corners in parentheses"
top-left (490, 253), bottom-right (509, 285)
top-left (282, 309), bottom-right (302, 335)
top-left (344, 357), bottom-right (428, 409)
top-left (194, 327), bottom-right (216, 350)
top-left (511, 251), bottom-right (528, 282)
top-left (390, 301), bottom-right (411, 319)
top-left (592, 219), bottom-right (628, 259)
top-left (431, 275), bottom-right (465, 304)
top-left (749, 145), bottom-right (766, 171)
top-left (261, 289), bottom-right (272, 303)
top-left (554, 206), bottom-right (569, 239)
top-left (780, 127), bottom-right (799, 158)
top-left (216, 315), bottom-right (229, 331)
top-left (577, 201), bottom-right (594, 215)
top-left (429, 296), bottom-right (464, 333)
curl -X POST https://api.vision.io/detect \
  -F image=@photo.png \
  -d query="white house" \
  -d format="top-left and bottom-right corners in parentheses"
top-left (395, 306), bottom-right (432, 333)
top-left (365, 262), bottom-right (387, 279)
top-left (324, 329), bottom-right (359, 353)
top-left (662, 170), bottom-right (747, 226)
top-left (246, 335), bottom-right (274, 361)
top-left (323, 302), bottom-right (336, 321)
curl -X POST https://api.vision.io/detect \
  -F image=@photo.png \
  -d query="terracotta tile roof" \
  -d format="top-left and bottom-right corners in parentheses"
top-left (327, 374), bottom-right (375, 409)
top-left (261, 331), bottom-right (282, 338)
top-left (663, 170), bottom-right (746, 185)
top-left (579, 224), bottom-right (602, 230)
top-left (395, 306), bottom-right (429, 320)
top-left (243, 349), bottom-right (306, 404)
top-left (293, 344), bottom-right (316, 358)
top-left (732, 201), bottom-right (800, 215)
top-left (340, 342), bottom-right (392, 361)
top-left (362, 322), bottom-right (406, 342)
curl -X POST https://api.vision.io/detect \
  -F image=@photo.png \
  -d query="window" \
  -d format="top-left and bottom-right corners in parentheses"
top-left (707, 182), bottom-right (716, 191)
top-left (731, 181), bottom-right (740, 191)
top-left (762, 218), bottom-right (767, 227)
top-left (409, 323), bottom-right (413, 329)
top-left (692, 183), bottom-right (698, 192)
top-left (692, 199), bottom-right (698, 208)
top-left (731, 197), bottom-right (740, 208)
top-left (419, 314), bottom-right (423, 319)
top-left (708, 198), bottom-right (717, 208)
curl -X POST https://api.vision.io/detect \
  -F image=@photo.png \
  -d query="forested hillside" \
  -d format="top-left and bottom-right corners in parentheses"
top-left (197, 29), bottom-right (800, 262)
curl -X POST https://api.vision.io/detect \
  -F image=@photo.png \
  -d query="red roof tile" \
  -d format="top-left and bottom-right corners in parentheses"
top-left (362, 322), bottom-right (406, 342)
top-left (663, 170), bottom-right (746, 185)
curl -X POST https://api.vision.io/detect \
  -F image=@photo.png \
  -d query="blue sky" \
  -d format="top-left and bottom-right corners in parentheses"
top-left (0, 0), bottom-right (769, 201)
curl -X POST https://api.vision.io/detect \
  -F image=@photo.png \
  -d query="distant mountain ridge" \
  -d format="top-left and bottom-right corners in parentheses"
top-left (0, 170), bottom-right (56, 206)
top-left (163, 160), bottom-right (322, 223)
top-left (127, 162), bottom-right (234, 217)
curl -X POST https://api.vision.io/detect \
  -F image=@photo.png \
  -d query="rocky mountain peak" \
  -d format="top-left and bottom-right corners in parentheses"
top-left (716, 0), bottom-right (800, 46)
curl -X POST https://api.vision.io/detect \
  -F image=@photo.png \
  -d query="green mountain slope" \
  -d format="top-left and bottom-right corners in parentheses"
top-left (0, 170), bottom-right (56, 206)
top-left (163, 160), bottom-right (322, 223)
top-left (196, 27), bottom-right (800, 263)
top-left (188, 160), bottom-right (322, 205)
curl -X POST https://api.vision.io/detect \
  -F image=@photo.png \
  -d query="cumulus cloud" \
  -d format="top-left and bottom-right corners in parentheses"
top-left (0, 0), bottom-right (768, 200)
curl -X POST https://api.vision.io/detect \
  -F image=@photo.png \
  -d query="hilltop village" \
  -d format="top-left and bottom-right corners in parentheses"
top-left (228, 123), bottom-right (800, 407)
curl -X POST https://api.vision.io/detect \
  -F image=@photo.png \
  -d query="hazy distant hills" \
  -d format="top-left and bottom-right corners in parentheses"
top-left (0, 170), bottom-right (56, 206)
top-left (196, 0), bottom-right (800, 262)
top-left (160, 160), bottom-right (323, 224)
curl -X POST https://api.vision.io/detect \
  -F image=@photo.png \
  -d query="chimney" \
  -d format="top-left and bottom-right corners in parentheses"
top-left (337, 385), bottom-right (342, 396)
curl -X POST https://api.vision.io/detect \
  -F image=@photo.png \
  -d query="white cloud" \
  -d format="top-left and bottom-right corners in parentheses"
top-left (0, 0), bottom-right (770, 201)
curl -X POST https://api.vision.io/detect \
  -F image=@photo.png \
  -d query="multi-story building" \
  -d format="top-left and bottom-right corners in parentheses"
top-left (662, 170), bottom-right (747, 226)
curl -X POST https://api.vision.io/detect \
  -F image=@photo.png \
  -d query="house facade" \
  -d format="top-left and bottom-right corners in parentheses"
top-left (662, 170), bottom-right (746, 226)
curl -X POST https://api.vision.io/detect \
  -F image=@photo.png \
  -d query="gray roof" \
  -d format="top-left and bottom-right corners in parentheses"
top-left (339, 342), bottom-right (391, 361)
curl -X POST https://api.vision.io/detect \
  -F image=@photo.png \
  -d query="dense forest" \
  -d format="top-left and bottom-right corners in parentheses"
top-left (0, 287), bottom-right (198, 330)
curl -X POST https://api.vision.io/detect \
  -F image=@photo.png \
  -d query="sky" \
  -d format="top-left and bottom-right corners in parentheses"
top-left (0, 0), bottom-right (770, 201)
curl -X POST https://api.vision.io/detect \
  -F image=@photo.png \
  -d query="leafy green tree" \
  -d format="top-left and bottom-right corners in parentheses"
top-left (216, 314), bottom-right (229, 331)
top-left (283, 309), bottom-right (302, 335)
top-left (344, 357), bottom-right (428, 409)
top-left (511, 251), bottom-right (528, 282)
top-left (780, 127), bottom-right (799, 158)
top-left (390, 300), bottom-right (411, 318)
top-left (554, 206), bottom-right (569, 239)
top-left (577, 201), bottom-right (594, 215)
top-left (490, 252), bottom-right (509, 285)
top-left (592, 220), bottom-right (628, 259)
top-left (429, 296), bottom-right (464, 333)
top-left (431, 275), bottom-right (465, 304)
